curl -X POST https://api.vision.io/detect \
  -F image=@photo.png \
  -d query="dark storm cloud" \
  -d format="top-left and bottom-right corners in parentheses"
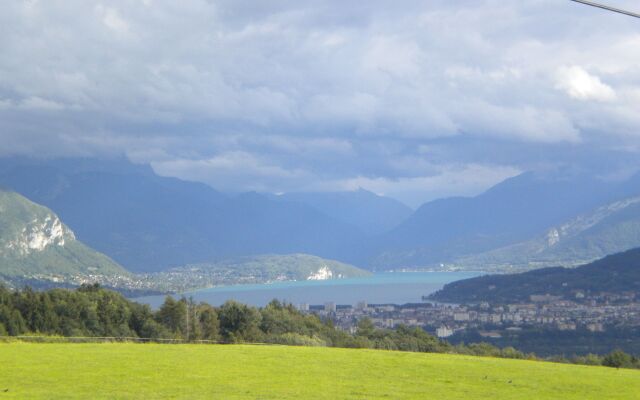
top-left (1, 0), bottom-right (640, 206)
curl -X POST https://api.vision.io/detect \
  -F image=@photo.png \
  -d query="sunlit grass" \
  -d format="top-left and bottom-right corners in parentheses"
top-left (0, 342), bottom-right (638, 399)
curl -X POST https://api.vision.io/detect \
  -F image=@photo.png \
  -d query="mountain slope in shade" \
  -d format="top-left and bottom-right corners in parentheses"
top-left (0, 190), bottom-right (128, 283)
top-left (0, 160), bottom-right (228, 271)
top-left (456, 195), bottom-right (640, 270)
top-left (430, 247), bottom-right (640, 304)
top-left (367, 171), bottom-right (640, 269)
top-left (0, 158), bottom-right (365, 272)
top-left (272, 189), bottom-right (412, 235)
top-left (5, 157), bottom-right (640, 274)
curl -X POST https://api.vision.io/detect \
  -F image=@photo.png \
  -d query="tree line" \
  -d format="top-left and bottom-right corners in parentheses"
top-left (0, 284), bottom-right (638, 369)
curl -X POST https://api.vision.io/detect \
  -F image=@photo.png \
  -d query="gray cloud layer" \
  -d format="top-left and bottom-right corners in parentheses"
top-left (1, 0), bottom-right (640, 206)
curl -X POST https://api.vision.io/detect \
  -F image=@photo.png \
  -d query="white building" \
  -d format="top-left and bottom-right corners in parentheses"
top-left (436, 326), bottom-right (453, 338)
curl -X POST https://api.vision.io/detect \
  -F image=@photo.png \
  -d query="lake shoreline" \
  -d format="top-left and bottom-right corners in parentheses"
top-left (134, 271), bottom-right (482, 308)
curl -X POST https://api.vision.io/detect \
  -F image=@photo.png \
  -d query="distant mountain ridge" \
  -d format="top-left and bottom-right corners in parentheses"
top-left (0, 185), bottom-right (368, 293)
top-left (4, 157), bottom-right (640, 274)
top-left (456, 195), bottom-right (640, 270)
top-left (0, 158), bottom-right (366, 272)
top-left (366, 171), bottom-right (640, 270)
top-left (272, 189), bottom-right (412, 235)
top-left (0, 189), bottom-right (128, 286)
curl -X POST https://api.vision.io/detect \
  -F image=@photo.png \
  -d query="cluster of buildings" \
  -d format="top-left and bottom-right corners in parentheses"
top-left (299, 292), bottom-right (640, 339)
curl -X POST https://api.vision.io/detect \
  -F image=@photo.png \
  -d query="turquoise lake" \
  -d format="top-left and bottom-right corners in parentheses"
top-left (136, 271), bottom-right (482, 307)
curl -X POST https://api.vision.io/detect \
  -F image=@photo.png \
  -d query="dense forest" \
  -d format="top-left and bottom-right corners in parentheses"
top-left (1, 284), bottom-right (639, 370)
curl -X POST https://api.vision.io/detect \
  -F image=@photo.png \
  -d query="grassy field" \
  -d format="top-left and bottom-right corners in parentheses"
top-left (1, 343), bottom-right (639, 399)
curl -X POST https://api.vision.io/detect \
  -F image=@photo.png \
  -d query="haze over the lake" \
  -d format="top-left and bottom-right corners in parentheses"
top-left (137, 271), bottom-right (482, 307)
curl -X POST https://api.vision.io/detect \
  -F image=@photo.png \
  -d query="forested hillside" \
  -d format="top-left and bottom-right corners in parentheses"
top-left (431, 247), bottom-right (640, 304)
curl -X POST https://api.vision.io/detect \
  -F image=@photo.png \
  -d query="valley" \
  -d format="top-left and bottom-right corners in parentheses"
top-left (5, 158), bottom-right (640, 280)
top-left (4, 1), bottom-right (640, 398)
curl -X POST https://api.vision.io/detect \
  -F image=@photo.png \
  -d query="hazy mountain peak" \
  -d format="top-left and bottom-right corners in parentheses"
top-left (273, 189), bottom-right (412, 235)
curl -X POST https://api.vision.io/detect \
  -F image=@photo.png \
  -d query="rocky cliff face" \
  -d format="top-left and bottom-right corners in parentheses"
top-left (544, 196), bottom-right (640, 248)
top-left (5, 215), bottom-right (75, 256)
top-left (0, 190), bottom-right (77, 258)
top-left (0, 190), bottom-right (128, 283)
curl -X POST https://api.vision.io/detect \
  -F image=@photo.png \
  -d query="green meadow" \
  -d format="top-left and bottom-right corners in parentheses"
top-left (1, 342), bottom-right (639, 399)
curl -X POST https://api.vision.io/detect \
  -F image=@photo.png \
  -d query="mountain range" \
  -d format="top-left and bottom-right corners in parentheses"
top-left (455, 194), bottom-right (640, 270)
top-left (271, 190), bottom-right (412, 235)
top-left (0, 158), bottom-right (379, 272)
top-left (0, 184), bottom-right (370, 291)
top-left (365, 171), bottom-right (640, 270)
top-left (2, 157), bottom-right (640, 276)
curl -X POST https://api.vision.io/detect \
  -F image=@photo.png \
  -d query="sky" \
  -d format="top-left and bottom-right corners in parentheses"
top-left (1, 0), bottom-right (640, 207)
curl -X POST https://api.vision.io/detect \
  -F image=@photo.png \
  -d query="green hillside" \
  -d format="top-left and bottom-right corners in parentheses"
top-left (456, 196), bottom-right (640, 271)
top-left (432, 247), bottom-right (640, 304)
top-left (0, 190), bottom-right (128, 285)
top-left (0, 343), bottom-right (638, 399)
top-left (149, 253), bottom-right (371, 291)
